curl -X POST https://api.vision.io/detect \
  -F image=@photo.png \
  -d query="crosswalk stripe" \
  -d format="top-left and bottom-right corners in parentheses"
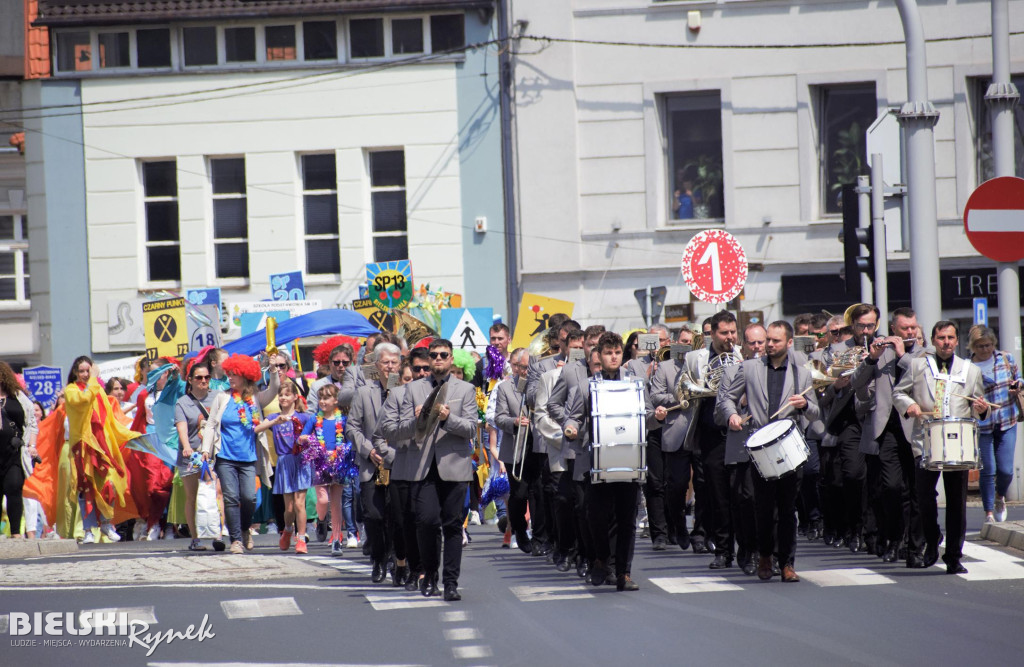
top-left (798, 568), bottom-right (896, 587)
top-left (953, 542), bottom-right (1024, 581)
top-left (220, 597), bottom-right (302, 620)
top-left (148, 663), bottom-right (427, 666)
top-left (440, 611), bottom-right (470, 622)
top-left (363, 592), bottom-right (448, 611)
top-left (80, 606), bottom-right (158, 625)
top-left (299, 556), bottom-right (373, 575)
top-left (451, 645), bottom-right (493, 660)
top-left (650, 576), bottom-right (743, 594)
top-left (0, 613), bottom-right (8, 634)
top-left (443, 627), bottom-right (481, 641)
top-left (509, 584), bottom-right (595, 602)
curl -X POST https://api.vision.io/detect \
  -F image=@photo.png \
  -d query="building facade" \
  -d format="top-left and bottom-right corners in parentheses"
top-left (19, 0), bottom-right (506, 370)
top-left (508, 0), bottom-right (1024, 338)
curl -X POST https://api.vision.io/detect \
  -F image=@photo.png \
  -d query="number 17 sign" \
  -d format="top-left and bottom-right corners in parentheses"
top-left (681, 230), bottom-right (747, 304)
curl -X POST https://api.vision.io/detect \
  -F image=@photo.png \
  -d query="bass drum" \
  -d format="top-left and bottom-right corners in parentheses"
top-left (589, 379), bottom-right (647, 483)
top-left (745, 418), bottom-right (809, 480)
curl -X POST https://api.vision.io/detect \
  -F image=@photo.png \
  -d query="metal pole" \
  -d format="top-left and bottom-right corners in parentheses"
top-left (498, 0), bottom-right (521, 327)
top-left (870, 154), bottom-right (889, 326)
top-left (645, 285), bottom-right (653, 328)
top-left (987, 0), bottom-right (1023, 502)
top-left (857, 175), bottom-right (873, 302)
top-left (895, 0), bottom-right (942, 330)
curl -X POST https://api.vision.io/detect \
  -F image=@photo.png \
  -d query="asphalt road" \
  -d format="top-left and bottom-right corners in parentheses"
top-left (3, 506), bottom-right (1023, 667)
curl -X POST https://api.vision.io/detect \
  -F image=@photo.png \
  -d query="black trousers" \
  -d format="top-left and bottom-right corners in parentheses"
top-left (528, 452), bottom-right (553, 545)
top-left (664, 448), bottom-right (694, 543)
top-left (390, 480), bottom-right (421, 573)
top-left (820, 444), bottom-right (844, 537)
top-left (797, 441), bottom-right (822, 526)
top-left (411, 465), bottom-right (467, 585)
top-left (642, 430), bottom-right (670, 542)
top-left (866, 424), bottom-right (916, 547)
top-left (566, 460), bottom-right (594, 563)
top-left (836, 424), bottom-right (866, 537)
top-left (387, 481), bottom-right (410, 564)
top-left (701, 431), bottom-right (732, 557)
top-left (917, 466), bottom-right (968, 564)
top-left (1, 462), bottom-right (23, 535)
top-left (729, 462), bottom-right (757, 566)
top-left (754, 466), bottom-right (802, 567)
top-left (360, 478), bottom-right (389, 563)
top-left (585, 480), bottom-right (639, 576)
top-left (690, 448), bottom-right (708, 541)
top-left (550, 468), bottom-right (575, 558)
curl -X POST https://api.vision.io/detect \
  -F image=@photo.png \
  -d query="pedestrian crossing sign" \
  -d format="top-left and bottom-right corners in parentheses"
top-left (440, 308), bottom-right (493, 353)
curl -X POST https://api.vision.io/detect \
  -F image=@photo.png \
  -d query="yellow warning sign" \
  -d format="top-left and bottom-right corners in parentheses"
top-left (143, 297), bottom-right (189, 361)
top-left (510, 293), bottom-right (575, 351)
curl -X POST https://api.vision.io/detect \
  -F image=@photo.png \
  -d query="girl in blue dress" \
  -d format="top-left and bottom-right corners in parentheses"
top-left (267, 382), bottom-right (313, 554)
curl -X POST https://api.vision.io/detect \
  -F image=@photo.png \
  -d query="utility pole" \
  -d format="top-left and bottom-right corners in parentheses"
top-left (895, 0), bottom-right (941, 329)
top-left (870, 155), bottom-right (889, 326)
top-left (986, 0), bottom-right (1022, 502)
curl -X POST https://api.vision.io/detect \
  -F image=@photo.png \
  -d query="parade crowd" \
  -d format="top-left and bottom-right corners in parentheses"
top-left (1, 303), bottom-right (1021, 600)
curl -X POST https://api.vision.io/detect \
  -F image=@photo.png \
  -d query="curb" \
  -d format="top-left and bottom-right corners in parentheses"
top-left (979, 521), bottom-right (1024, 552)
top-left (0, 539), bottom-right (79, 560)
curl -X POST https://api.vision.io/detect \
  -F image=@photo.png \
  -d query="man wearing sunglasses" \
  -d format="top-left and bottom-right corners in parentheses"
top-left (307, 344), bottom-right (362, 414)
top-left (383, 339), bottom-right (478, 602)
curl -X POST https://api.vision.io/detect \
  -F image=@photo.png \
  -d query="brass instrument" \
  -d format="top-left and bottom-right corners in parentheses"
top-left (393, 310), bottom-right (438, 348)
top-left (674, 351), bottom-right (739, 409)
top-left (265, 317), bottom-right (279, 357)
top-left (656, 345), bottom-right (673, 362)
top-left (511, 376), bottom-right (531, 481)
top-left (690, 330), bottom-right (705, 352)
top-left (375, 461), bottom-right (390, 486)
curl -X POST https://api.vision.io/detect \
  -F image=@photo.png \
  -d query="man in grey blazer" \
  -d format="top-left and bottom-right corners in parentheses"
top-left (564, 332), bottom-right (643, 591)
top-left (851, 307), bottom-right (927, 565)
top-left (720, 321), bottom-right (820, 583)
top-left (525, 318), bottom-right (578, 408)
top-left (376, 347), bottom-right (431, 591)
top-left (347, 343), bottom-right (401, 584)
top-left (382, 339), bottom-right (478, 601)
top-left (547, 325), bottom-right (606, 428)
top-left (892, 321), bottom-right (988, 575)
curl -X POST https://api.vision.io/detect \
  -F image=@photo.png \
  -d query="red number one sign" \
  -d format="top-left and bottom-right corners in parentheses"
top-left (681, 230), bottom-right (748, 304)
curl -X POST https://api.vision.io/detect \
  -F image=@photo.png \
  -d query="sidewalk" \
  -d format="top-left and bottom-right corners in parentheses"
top-left (0, 538), bottom-right (78, 559)
top-left (980, 520), bottom-right (1024, 552)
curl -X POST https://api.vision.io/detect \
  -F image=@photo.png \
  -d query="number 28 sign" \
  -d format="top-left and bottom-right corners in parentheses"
top-left (681, 230), bottom-right (747, 304)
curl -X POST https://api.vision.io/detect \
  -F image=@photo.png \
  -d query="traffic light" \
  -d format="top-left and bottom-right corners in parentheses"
top-left (841, 184), bottom-right (873, 295)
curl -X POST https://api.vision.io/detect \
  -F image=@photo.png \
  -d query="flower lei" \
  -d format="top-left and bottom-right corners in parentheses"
top-left (232, 392), bottom-right (260, 428)
top-left (302, 410), bottom-right (358, 484)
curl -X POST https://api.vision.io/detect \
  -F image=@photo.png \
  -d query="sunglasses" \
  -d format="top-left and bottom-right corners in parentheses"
top-left (429, 352), bottom-right (450, 360)
top-left (412, 365), bottom-right (430, 373)
top-left (272, 363), bottom-right (288, 370)
top-left (829, 329), bottom-right (842, 336)
top-left (331, 359), bottom-right (349, 366)
top-left (192, 375), bottom-right (210, 382)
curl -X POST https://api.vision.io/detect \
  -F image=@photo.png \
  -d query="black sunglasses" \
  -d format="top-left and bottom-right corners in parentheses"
top-left (412, 365), bottom-right (430, 372)
top-left (331, 359), bottom-right (348, 366)
top-left (429, 352), bottom-right (450, 360)
top-left (272, 363), bottom-right (288, 370)
top-left (829, 329), bottom-right (842, 336)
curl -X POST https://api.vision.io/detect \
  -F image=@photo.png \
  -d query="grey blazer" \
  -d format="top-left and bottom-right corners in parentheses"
top-left (376, 385), bottom-right (418, 482)
top-left (718, 354), bottom-right (820, 433)
top-left (346, 380), bottom-right (396, 483)
top-left (714, 363), bottom-right (753, 465)
top-left (384, 375), bottom-right (478, 482)
top-left (563, 366), bottom-right (639, 482)
top-left (892, 354), bottom-right (986, 459)
top-left (850, 346), bottom-right (926, 454)
top-left (816, 339), bottom-right (869, 433)
top-left (526, 353), bottom-right (565, 409)
top-left (547, 358), bottom-right (588, 428)
top-left (494, 378), bottom-right (529, 463)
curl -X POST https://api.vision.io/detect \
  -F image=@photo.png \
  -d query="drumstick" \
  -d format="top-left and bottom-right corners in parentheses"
top-left (768, 386), bottom-right (814, 421)
top-left (950, 393), bottom-right (999, 409)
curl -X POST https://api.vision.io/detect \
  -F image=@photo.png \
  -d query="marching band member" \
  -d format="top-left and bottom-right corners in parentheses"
top-left (386, 339), bottom-right (478, 601)
top-left (892, 321), bottom-right (988, 574)
top-left (378, 348), bottom-right (432, 590)
top-left (564, 332), bottom-right (642, 591)
top-left (852, 307), bottom-right (926, 565)
top-left (525, 318), bottom-right (578, 408)
top-left (714, 322), bottom-right (765, 575)
top-left (721, 321), bottom-right (819, 582)
top-left (347, 343), bottom-right (402, 584)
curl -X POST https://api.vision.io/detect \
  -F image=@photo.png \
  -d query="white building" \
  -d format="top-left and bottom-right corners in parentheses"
top-left (20, 0), bottom-right (506, 370)
top-left (507, 0), bottom-right (1024, 339)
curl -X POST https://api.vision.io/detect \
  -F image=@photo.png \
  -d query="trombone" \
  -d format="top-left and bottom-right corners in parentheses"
top-left (511, 376), bottom-right (531, 481)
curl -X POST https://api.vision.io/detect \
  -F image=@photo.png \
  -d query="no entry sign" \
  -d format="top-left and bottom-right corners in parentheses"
top-left (681, 230), bottom-right (748, 304)
top-left (963, 176), bottom-right (1024, 263)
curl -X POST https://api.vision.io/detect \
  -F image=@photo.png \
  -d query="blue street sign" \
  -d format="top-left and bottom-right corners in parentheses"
top-left (973, 297), bottom-right (988, 326)
top-left (22, 366), bottom-right (63, 408)
top-left (270, 271), bottom-right (305, 301)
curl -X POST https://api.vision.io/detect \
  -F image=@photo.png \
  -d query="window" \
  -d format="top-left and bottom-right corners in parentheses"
top-left (350, 18), bottom-right (385, 58)
top-left (183, 27), bottom-right (217, 66)
top-left (301, 154), bottom-right (340, 275)
top-left (137, 29), bottom-right (171, 68)
top-left (0, 215), bottom-right (29, 304)
top-left (430, 14), bottom-right (465, 53)
top-left (817, 83), bottom-right (876, 214)
top-left (56, 32), bottom-right (91, 72)
top-left (976, 75), bottom-right (1024, 182)
top-left (266, 25), bottom-right (297, 61)
top-left (369, 150), bottom-right (408, 262)
top-left (225, 27), bottom-right (256, 63)
top-left (304, 21), bottom-right (337, 60)
top-left (98, 32), bottom-right (130, 68)
top-left (211, 158), bottom-right (249, 279)
top-left (666, 92), bottom-right (724, 220)
top-left (392, 18), bottom-right (424, 55)
top-left (142, 161), bottom-right (181, 282)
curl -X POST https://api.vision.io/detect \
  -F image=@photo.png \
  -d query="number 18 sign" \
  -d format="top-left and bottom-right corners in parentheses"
top-left (681, 230), bottom-right (747, 304)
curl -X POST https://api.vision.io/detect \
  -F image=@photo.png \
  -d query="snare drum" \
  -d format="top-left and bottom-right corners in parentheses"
top-left (745, 418), bottom-right (809, 481)
top-left (922, 417), bottom-right (979, 471)
top-left (589, 379), bottom-right (647, 483)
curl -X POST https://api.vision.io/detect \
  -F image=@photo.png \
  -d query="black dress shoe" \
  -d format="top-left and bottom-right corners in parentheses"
top-left (392, 565), bottom-right (408, 587)
top-left (652, 536), bottom-right (668, 551)
top-left (421, 574), bottom-right (440, 597)
top-left (771, 557), bottom-right (781, 577)
top-left (882, 543), bottom-right (899, 563)
top-left (691, 539), bottom-right (708, 555)
top-left (406, 573), bottom-right (422, 592)
top-left (922, 544), bottom-right (939, 568)
top-left (667, 533), bottom-right (678, 546)
top-left (848, 535), bottom-right (862, 553)
top-left (532, 541), bottom-right (553, 558)
top-left (676, 531), bottom-right (690, 551)
top-left (616, 575), bottom-right (639, 591)
top-left (497, 515), bottom-right (509, 534)
top-left (906, 554), bottom-right (928, 569)
top-left (823, 530), bottom-right (835, 546)
top-left (742, 561), bottom-right (757, 576)
top-left (590, 560), bottom-right (609, 587)
top-left (315, 519), bottom-right (328, 543)
top-left (443, 582), bottom-right (462, 601)
top-left (516, 530), bottom-right (532, 554)
top-left (709, 554), bottom-right (732, 569)
top-left (705, 539), bottom-right (717, 554)
top-left (946, 561), bottom-right (968, 575)
top-left (577, 561), bottom-right (590, 579)
top-left (371, 561), bottom-right (386, 583)
top-left (555, 557), bottom-right (572, 573)
top-left (863, 536), bottom-right (877, 555)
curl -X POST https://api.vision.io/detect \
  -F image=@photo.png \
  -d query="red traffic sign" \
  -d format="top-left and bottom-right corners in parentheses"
top-left (963, 176), bottom-right (1024, 262)
top-left (681, 230), bottom-right (748, 304)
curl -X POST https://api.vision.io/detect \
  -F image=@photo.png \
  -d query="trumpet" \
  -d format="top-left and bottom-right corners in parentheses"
top-left (265, 316), bottom-right (279, 357)
top-left (511, 376), bottom-right (531, 481)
